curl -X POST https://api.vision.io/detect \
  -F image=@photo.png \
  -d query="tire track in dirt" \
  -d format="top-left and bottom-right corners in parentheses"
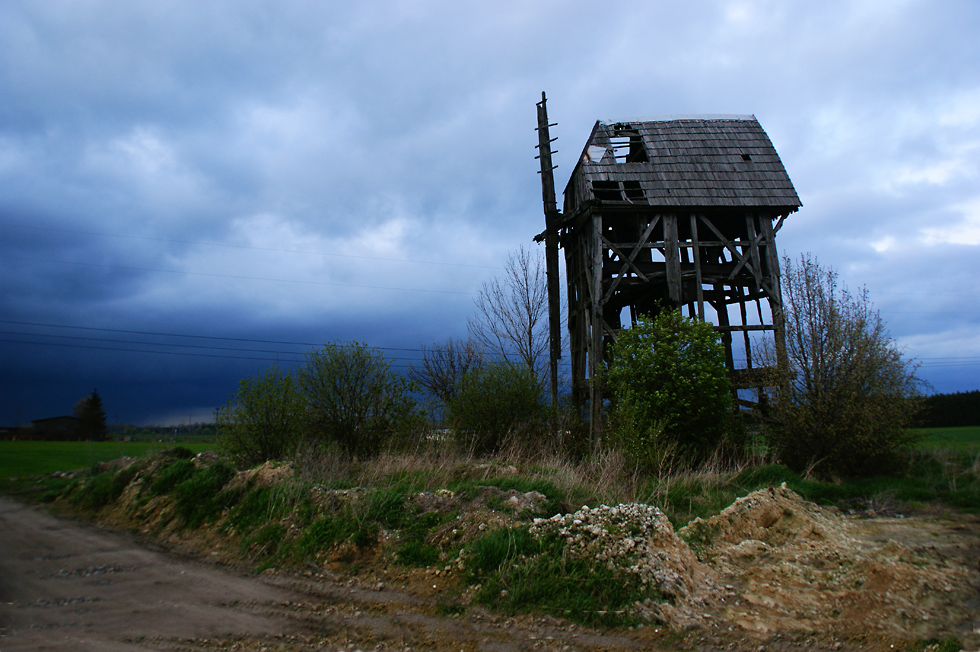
top-left (0, 497), bottom-right (317, 651)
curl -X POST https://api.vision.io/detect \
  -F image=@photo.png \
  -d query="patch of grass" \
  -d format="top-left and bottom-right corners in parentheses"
top-left (149, 459), bottom-right (197, 495)
top-left (173, 461), bottom-right (239, 528)
top-left (920, 637), bottom-right (963, 652)
top-left (912, 426), bottom-right (980, 453)
top-left (245, 523), bottom-right (290, 571)
top-left (395, 539), bottom-right (440, 566)
top-left (69, 467), bottom-right (136, 510)
top-left (393, 510), bottom-right (449, 567)
top-left (0, 441), bottom-right (213, 480)
top-left (297, 514), bottom-right (357, 555)
top-left (363, 487), bottom-right (410, 529)
top-left (466, 526), bottom-right (536, 577)
top-left (224, 484), bottom-right (273, 533)
top-left (466, 527), bottom-right (645, 627)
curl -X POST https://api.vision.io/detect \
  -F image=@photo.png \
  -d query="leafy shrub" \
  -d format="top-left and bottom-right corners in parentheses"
top-left (447, 361), bottom-right (546, 454)
top-left (607, 309), bottom-right (734, 464)
top-left (299, 342), bottom-right (422, 458)
top-left (762, 255), bottom-right (922, 477)
top-left (217, 365), bottom-right (304, 466)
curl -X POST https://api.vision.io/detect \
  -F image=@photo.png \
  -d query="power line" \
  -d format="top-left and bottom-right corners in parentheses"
top-left (0, 253), bottom-right (477, 296)
top-left (0, 221), bottom-right (503, 270)
top-left (0, 319), bottom-right (425, 353)
top-left (0, 320), bottom-right (575, 369)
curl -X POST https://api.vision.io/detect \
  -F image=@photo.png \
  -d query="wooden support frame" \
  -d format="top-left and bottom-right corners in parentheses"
top-left (559, 206), bottom-right (791, 440)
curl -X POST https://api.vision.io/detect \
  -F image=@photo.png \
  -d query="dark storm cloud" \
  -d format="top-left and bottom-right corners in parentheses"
top-left (1, 0), bottom-right (978, 424)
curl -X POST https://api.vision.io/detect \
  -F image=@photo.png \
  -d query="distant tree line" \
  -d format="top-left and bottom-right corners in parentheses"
top-left (917, 390), bottom-right (980, 428)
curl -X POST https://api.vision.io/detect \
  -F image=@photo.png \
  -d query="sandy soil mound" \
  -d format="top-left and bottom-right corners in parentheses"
top-left (678, 484), bottom-right (980, 643)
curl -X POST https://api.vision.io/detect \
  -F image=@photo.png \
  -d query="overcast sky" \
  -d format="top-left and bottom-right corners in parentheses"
top-left (2, 0), bottom-right (978, 426)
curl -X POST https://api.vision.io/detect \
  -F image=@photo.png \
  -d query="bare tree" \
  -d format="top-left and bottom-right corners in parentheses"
top-left (468, 246), bottom-right (549, 377)
top-left (762, 254), bottom-right (922, 476)
top-left (409, 337), bottom-right (483, 406)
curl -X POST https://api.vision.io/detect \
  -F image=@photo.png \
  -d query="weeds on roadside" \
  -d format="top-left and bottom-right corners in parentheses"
top-left (464, 526), bottom-right (646, 627)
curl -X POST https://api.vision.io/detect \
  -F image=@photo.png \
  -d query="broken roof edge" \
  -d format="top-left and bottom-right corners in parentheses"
top-left (598, 114), bottom-right (757, 125)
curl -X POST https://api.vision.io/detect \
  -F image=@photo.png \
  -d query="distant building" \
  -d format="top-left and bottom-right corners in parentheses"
top-left (22, 416), bottom-right (85, 441)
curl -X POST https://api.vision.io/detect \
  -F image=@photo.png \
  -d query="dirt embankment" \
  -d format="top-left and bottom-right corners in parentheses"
top-left (3, 461), bottom-right (979, 652)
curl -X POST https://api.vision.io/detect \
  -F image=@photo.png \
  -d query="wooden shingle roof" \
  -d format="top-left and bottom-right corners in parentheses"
top-left (563, 115), bottom-right (801, 213)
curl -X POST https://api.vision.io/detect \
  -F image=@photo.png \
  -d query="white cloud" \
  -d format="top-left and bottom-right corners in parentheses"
top-left (921, 199), bottom-right (980, 246)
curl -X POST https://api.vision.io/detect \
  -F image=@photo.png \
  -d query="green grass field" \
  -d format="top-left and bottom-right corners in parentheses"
top-left (911, 426), bottom-right (980, 452)
top-left (1, 426), bottom-right (977, 483)
top-left (0, 441), bottom-right (215, 479)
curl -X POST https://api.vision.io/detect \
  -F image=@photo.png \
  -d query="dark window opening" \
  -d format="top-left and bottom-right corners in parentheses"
top-left (591, 180), bottom-right (647, 203)
top-left (622, 180), bottom-right (645, 202)
top-left (592, 180), bottom-right (623, 201)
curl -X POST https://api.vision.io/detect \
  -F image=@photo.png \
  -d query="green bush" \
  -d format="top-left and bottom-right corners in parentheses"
top-left (447, 361), bottom-right (546, 454)
top-left (299, 342), bottom-right (423, 458)
top-left (606, 309), bottom-right (734, 464)
top-left (217, 365), bottom-right (305, 466)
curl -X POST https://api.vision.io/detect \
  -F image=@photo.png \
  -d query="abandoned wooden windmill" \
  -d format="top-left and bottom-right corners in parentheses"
top-left (535, 93), bottom-right (801, 436)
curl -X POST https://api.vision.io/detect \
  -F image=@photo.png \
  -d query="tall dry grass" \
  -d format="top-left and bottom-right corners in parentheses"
top-left (289, 431), bottom-right (764, 516)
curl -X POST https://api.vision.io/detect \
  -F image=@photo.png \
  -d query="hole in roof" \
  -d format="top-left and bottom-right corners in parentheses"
top-left (610, 125), bottom-right (648, 163)
top-left (592, 181), bottom-right (623, 201)
top-left (622, 180), bottom-right (645, 203)
top-left (741, 153), bottom-right (752, 161)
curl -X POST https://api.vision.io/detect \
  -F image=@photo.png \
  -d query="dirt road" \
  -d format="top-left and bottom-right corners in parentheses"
top-left (3, 491), bottom-right (978, 652)
top-left (0, 497), bottom-right (651, 652)
top-left (0, 496), bottom-right (329, 651)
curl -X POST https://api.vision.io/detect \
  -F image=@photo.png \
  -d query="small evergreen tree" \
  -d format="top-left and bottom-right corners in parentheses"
top-left (606, 309), bottom-right (734, 464)
top-left (74, 389), bottom-right (108, 440)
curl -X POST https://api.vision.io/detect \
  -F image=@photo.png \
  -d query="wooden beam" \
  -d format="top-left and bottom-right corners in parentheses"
top-left (663, 215), bottom-right (683, 304)
top-left (590, 213), bottom-right (604, 444)
top-left (691, 214), bottom-right (704, 320)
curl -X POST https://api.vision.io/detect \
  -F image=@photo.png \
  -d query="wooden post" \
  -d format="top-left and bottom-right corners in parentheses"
top-left (590, 213), bottom-right (604, 445)
top-left (691, 214), bottom-right (704, 320)
top-left (664, 215), bottom-right (682, 305)
top-left (536, 92), bottom-right (562, 410)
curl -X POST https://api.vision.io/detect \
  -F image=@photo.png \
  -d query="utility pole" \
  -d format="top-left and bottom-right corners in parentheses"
top-left (535, 92), bottom-right (562, 409)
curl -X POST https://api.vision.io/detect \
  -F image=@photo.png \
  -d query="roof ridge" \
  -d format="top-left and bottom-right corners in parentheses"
top-left (599, 114), bottom-right (756, 125)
